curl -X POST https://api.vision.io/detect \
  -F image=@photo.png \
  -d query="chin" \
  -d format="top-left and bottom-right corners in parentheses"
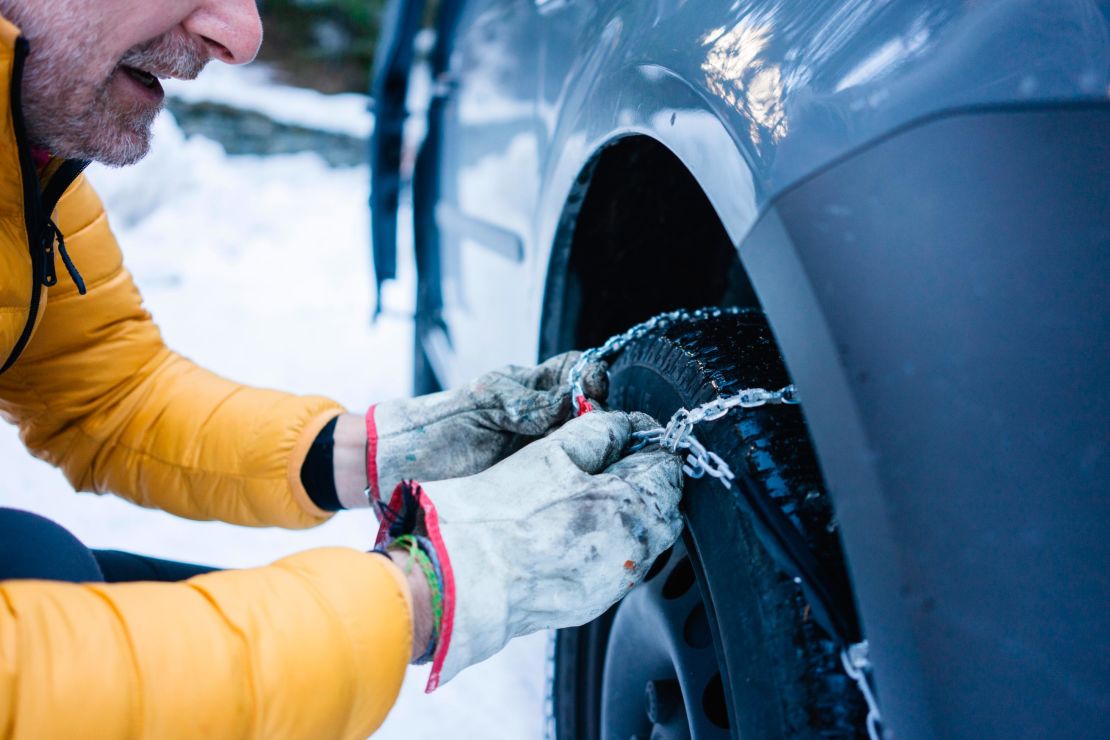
top-left (104, 135), bottom-right (152, 167)
top-left (80, 117), bottom-right (156, 167)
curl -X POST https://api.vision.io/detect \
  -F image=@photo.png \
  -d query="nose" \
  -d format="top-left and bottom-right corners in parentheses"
top-left (183, 0), bottom-right (263, 65)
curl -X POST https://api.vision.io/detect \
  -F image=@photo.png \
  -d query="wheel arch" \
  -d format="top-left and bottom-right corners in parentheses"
top-left (538, 132), bottom-right (763, 357)
top-left (533, 58), bottom-right (767, 356)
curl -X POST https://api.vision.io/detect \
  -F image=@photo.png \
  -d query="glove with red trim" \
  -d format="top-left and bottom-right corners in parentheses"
top-left (365, 351), bottom-right (609, 502)
top-left (376, 410), bottom-right (684, 690)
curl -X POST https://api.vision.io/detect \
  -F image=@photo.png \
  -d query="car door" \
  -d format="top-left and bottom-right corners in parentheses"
top-left (420, 0), bottom-right (546, 385)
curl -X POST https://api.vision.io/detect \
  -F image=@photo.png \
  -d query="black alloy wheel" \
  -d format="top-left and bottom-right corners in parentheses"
top-left (552, 310), bottom-right (866, 739)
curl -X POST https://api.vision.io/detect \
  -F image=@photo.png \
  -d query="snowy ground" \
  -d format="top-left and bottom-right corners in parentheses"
top-left (0, 66), bottom-right (546, 739)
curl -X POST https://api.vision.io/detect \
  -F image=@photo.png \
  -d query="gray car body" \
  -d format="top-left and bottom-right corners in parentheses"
top-left (375, 0), bottom-right (1110, 736)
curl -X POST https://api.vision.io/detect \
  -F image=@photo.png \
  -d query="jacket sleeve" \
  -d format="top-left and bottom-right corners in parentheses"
top-left (0, 175), bottom-right (343, 528)
top-left (0, 547), bottom-right (413, 739)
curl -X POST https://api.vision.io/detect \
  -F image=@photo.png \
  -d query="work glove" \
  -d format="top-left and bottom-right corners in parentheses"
top-left (366, 351), bottom-right (609, 501)
top-left (376, 410), bottom-right (684, 690)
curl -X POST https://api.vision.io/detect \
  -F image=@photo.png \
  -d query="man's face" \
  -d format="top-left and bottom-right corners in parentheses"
top-left (1, 0), bottom-right (262, 166)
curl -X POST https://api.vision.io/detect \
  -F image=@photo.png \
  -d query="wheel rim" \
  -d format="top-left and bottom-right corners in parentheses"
top-left (600, 538), bottom-right (731, 740)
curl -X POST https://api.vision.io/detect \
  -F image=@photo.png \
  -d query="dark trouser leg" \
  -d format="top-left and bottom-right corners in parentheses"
top-left (92, 550), bottom-right (217, 582)
top-left (0, 507), bottom-right (219, 584)
top-left (0, 508), bottom-right (104, 582)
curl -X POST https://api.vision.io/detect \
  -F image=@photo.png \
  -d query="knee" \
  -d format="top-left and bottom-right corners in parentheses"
top-left (0, 508), bottom-right (104, 583)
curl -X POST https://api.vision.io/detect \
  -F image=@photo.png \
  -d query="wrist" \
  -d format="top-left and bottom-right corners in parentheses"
top-left (375, 481), bottom-right (459, 689)
top-left (387, 547), bottom-right (436, 662)
top-left (333, 413), bottom-right (370, 508)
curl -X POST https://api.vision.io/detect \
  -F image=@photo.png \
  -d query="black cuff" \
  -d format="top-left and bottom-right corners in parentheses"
top-left (300, 415), bottom-right (343, 511)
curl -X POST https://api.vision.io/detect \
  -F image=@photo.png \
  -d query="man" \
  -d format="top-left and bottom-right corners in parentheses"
top-left (0, 1), bottom-right (684, 737)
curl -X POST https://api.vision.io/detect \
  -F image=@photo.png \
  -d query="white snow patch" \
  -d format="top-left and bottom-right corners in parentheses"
top-left (1, 66), bottom-right (545, 739)
top-left (165, 62), bottom-right (374, 138)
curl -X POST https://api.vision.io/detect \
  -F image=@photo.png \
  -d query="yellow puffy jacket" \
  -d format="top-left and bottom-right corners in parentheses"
top-left (0, 17), bottom-right (411, 738)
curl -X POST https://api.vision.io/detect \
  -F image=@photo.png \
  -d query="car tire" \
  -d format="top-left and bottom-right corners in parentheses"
top-left (552, 309), bottom-right (866, 739)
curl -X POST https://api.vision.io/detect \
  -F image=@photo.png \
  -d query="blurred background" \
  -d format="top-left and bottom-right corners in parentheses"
top-left (0, 1), bottom-right (547, 737)
top-left (259, 0), bottom-right (391, 93)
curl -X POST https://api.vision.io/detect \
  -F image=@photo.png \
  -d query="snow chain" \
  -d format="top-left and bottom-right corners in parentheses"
top-left (842, 641), bottom-right (885, 740)
top-left (569, 307), bottom-right (798, 488)
top-left (552, 306), bottom-right (886, 739)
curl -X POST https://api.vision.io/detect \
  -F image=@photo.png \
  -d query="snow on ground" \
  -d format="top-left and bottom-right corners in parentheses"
top-left (0, 68), bottom-right (546, 739)
top-left (164, 62), bottom-right (374, 138)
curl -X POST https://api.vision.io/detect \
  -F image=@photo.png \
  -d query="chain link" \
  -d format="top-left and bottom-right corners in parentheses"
top-left (556, 306), bottom-right (881, 737)
top-left (841, 641), bottom-right (885, 740)
top-left (628, 384), bottom-right (799, 488)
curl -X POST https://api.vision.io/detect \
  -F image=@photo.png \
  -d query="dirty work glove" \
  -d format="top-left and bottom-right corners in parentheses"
top-left (365, 351), bottom-right (609, 502)
top-left (375, 410), bottom-right (684, 690)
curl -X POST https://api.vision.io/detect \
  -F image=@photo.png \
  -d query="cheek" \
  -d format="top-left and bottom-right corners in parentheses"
top-left (32, 27), bottom-right (116, 97)
top-left (69, 51), bottom-right (126, 96)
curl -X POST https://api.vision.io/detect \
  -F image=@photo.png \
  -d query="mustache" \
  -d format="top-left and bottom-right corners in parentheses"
top-left (118, 31), bottom-right (209, 80)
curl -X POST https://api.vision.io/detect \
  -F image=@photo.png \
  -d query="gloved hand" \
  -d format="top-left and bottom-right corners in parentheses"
top-left (366, 351), bottom-right (609, 501)
top-left (376, 410), bottom-right (684, 690)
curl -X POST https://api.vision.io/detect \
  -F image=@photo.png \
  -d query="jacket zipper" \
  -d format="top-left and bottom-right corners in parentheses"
top-left (41, 160), bottom-right (91, 292)
top-left (0, 38), bottom-right (90, 375)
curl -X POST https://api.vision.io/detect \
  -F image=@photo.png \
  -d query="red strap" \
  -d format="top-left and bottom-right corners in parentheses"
top-left (575, 394), bottom-right (594, 416)
top-left (419, 488), bottom-right (455, 692)
top-left (373, 481), bottom-right (457, 693)
top-left (373, 482), bottom-right (404, 548)
top-left (365, 405), bottom-right (380, 503)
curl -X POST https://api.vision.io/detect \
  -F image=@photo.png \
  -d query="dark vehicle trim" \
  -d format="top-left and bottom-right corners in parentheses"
top-left (744, 101), bottom-right (1110, 738)
top-left (369, 0), bottom-right (427, 314)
